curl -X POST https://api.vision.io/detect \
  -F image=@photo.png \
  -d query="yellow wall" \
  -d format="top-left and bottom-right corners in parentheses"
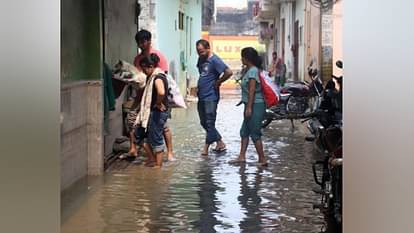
top-left (209, 36), bottom-right (265, 60)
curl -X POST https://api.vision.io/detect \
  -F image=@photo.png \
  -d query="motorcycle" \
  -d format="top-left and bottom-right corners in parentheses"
top-left (306, 60), bottom-right (343, 142)
top-left (262, 60), bottom-right (324, 128)
top-left (300, 110), bottom-right (342, 231)
top-left (311, 122), bottom-right (343, 231)
top-left (304, 60), bottom-right (343, 231)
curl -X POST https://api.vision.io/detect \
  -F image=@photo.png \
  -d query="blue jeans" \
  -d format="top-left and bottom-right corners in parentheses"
top-left (135, 109), bottom-right (169, 153)
top-left (197, 100), bottom-right (222, 145)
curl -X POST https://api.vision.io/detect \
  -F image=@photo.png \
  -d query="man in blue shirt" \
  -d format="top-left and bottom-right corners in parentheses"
top-left (196, 39), bottom-right (233, 156)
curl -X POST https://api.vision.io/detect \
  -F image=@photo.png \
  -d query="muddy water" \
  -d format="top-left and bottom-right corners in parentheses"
top-left (61, 93), bottom-right (326, 233)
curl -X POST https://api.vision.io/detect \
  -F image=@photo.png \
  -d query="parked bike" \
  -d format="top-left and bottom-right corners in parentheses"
top-left (311, 121), bottom-right (342, 232)
top-left (306, 60), bottom-right (343, 142)
top-left (262, 60), bottom-right (324, 128)
top-left (304, 60), bottom-right (343, 232)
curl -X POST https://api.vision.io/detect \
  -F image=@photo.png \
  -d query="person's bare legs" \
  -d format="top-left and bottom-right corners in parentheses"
top-left (214, 139), bottom-right (226, 151)
top-left (128, 130), bottom-right (138, 156)
top-left (163, 127), bottom-right (174, 161)
top-left (202, 143), bottom-right (210, 156)
top-left (204, 139), bottom-right (226, 156)
top-left (229, 137), bottom-right (248, 164)
top-left (153, 151), bottom-right (164, 168)
top-left (253, 139), bottom-right (267, 165)
top-left (239, 137), bottom-right (249, 161)
top-left (143, 143), bottom-right (155, 166)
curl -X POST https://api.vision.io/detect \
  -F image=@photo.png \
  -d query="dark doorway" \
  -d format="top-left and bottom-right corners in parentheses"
top-left (293, 20), bottom-right (299, 81)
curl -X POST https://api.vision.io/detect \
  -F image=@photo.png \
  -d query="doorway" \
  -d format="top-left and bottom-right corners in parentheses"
top-left (293, 20), bottom-right (299, 81)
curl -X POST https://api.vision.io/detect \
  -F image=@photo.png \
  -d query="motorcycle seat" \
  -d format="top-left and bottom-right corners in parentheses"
top-left (281, 84), bottom-right (310, 96)
top-left (280, 94), bottom-right (289, 101)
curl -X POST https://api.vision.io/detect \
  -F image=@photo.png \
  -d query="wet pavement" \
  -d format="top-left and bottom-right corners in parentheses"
top-left (61, 91), bottom-right (328, 233)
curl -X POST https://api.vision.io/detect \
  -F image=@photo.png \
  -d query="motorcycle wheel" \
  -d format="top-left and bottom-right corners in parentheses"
top-left (332, 166), bottom-right (342, 225)
top-left (286, 96), bottom-right (308, 114)
top-left (326, 166), bottom-right (342, 232)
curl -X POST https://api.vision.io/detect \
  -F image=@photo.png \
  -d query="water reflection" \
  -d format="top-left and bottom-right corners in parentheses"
top-left (237, 165), bottom-right (264, 233)
top-left (193, 161), bottom-right (221, 233)
top-left (62, 94), bottom-right (326, 233)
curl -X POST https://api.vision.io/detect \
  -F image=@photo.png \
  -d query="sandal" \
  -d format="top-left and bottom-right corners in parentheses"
top-left (257, 162), bottom-right (269, 167)
top-left (119, 153), bottom-right (137, 160)
top-left (212, 147), bottom-right (227, 153)
top-left (228, 159), bottom-right (246, 165)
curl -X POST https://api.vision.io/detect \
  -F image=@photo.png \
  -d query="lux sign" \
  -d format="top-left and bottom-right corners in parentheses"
top-left (211, 39), bottom-right (264, 59)
top-left (215, 45), bottom-right (243, 53)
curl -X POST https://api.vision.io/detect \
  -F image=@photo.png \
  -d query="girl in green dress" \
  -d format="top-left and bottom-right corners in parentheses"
top-left (230, 47), bottom-right (268, 166)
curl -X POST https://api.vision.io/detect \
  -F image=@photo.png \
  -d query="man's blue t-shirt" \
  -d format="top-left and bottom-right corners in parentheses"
top-left (197, 54), bottom-right (228, 101)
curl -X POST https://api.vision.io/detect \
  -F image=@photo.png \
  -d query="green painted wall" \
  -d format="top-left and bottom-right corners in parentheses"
top-left (61, 0), bottom-right (102, 83)
top-left (183, 0), bottom-right (202, 82)
top-left (156, 0), bottom-right (202, 94)
top-left (155, 0), bottom-right (180, 78)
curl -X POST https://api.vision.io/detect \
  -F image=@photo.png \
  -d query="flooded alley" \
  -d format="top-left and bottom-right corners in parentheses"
top-left (61, 91), bottom-right (327, 233)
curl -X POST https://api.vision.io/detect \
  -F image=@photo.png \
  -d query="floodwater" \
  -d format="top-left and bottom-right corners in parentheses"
top-left (61, 91), bottom-right (328, 233)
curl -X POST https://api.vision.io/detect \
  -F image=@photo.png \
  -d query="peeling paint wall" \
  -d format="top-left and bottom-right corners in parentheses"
top-left (321, 9), bottom-right (333, 81)
top-left (104, 0), bottom-right (139, 66)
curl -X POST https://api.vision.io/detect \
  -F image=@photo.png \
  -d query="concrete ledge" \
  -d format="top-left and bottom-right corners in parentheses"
top-left (87, 83), bottom-right (104, 175)
top-left (61, 80), bottom-right (102, 91)
top-left (61, 80), bottom-right (104, 190)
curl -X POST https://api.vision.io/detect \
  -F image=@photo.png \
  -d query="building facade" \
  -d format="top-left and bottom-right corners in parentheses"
top-left (156, 0), bottom-right (202, 95)
top-left (202, 0), bottom-right (215, 31)
top-left (254, 0), bottom-right (342, 81)
top-left (332, 0), bottom-right (342, 77)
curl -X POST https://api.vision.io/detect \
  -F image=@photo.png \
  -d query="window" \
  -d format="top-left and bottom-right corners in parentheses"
top-left (178, 11), bottom-right (184, 30)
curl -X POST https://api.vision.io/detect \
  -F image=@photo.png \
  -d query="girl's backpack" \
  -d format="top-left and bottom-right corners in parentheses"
top-left (158, 73), bottom-right (187, 108)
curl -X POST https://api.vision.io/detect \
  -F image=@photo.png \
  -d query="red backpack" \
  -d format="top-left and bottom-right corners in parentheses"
top-left (259, 70), bottom-right (280, 108)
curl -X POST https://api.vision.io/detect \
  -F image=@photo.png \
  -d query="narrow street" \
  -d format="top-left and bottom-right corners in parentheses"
top-left (62, 91), bottom-right (326, 233)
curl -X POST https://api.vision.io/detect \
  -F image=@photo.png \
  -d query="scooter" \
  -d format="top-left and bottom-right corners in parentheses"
top-left (262, 60), bottom-right (324, 128)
